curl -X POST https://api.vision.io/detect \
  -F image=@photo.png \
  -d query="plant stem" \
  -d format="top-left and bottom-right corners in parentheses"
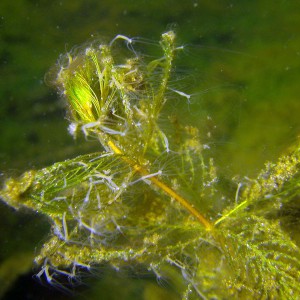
top-left (107, 140), bottom-right (213, 230)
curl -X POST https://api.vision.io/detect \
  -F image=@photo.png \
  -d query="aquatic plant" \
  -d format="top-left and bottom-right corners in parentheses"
top-left (1, 31), bottom-right (300, 299)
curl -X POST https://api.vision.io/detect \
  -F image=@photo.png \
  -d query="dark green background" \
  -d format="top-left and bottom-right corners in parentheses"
top-left (1, 0), bottom-right (300, 299)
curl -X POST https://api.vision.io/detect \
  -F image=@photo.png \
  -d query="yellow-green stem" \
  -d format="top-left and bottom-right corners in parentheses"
top-left (107, 140), bottom-right (213, 230)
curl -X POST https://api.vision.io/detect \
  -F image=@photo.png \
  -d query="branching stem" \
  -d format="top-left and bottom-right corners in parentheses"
top-left (214, 200), bottom-right (248, 226)
top-left (107, 140), bottom-right (213, 230)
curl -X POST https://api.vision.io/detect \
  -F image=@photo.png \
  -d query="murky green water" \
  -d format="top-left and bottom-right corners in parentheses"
top-left (1, 1), bottom-right (300, 299)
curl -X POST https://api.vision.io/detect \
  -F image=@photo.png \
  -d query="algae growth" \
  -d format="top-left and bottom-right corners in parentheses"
top-left (1, 31), bottom-right (300, 299)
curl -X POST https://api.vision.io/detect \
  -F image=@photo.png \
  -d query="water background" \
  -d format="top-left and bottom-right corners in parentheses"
top-left (1, 1), bottom-right (300, 299)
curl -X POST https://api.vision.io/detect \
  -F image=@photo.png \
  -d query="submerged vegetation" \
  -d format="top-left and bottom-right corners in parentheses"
top-left (1, 31), bottom-right (300, 299)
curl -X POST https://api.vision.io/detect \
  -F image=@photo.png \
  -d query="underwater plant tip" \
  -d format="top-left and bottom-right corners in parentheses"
top-left (107, 140), bottom-right (212, 230)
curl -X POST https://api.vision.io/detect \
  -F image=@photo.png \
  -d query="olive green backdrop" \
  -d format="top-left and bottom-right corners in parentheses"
top-left (1, 0), bottom-right (300, 299)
